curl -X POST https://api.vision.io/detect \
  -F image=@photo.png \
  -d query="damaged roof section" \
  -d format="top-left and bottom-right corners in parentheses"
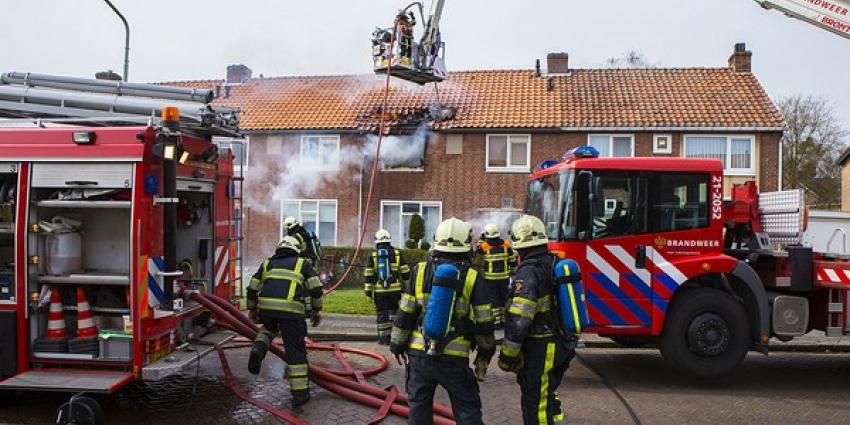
top-left (164, 68), bottom-right (785, 132)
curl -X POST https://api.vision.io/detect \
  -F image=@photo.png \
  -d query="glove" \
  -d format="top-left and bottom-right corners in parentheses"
top-left (498, 353), bottom-right (523, 373)
top-left (310, 310), bottom-right (322, 327)
top-left (474, 354), bottom-right (491, 381)
top-left (389, 343), bottom-right (408, 366)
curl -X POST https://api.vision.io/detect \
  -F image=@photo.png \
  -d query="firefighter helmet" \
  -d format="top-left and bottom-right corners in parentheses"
top-left (277, 236), bottom-right (302, 254)
top-left (283, 216), bottom-right (298, 230)
top-left (483, 223), bottom-right (500, 238)
top-left (510, 215), bottom-right (548, 249)
top-left (375, 229), bottom-right (392, 244)
top-left (433, 218), bottom-right (472, 253)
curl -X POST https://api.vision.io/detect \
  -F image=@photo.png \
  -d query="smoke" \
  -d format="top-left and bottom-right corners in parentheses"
top-left (465, 210), bottom-right (522, 243)
top-left (370, 123), bottom-right (431, 169)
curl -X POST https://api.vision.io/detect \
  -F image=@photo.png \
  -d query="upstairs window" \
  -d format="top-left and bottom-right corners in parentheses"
top-left (683, 136), bottom-right (754, 175)
top-left (486, 135), bottom-right (530, 172)
top-left (588, 135), bottom-right (634, 157)
top-left (300, 135), bottom-right (340, 171)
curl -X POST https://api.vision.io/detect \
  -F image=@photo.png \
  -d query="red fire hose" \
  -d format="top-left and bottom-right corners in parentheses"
top-left (191, 292), bottom-right (456, 424)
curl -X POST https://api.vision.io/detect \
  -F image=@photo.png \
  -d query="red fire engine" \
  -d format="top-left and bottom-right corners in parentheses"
top-left (527, 146), bottom-right (849, 378)
top-left (0, 73), bottom-right (244, 418)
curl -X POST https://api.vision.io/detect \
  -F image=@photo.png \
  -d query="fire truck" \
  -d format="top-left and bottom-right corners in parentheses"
top-left (526, 146), bottom-right (849, 378)
top-left (0, 73), bottom-right (244, 420)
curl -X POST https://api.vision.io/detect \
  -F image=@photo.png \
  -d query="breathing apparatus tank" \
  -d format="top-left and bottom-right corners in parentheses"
top-left (376, 248), bottom-right (391, 287)
top-left (423, 263), bottom-right (461, 355)
top-left (553, 259), bottom-right (589, 334)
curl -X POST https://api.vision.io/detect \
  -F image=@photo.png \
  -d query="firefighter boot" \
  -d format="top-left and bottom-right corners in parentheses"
top-left (248, 341), bottom-right (268, 375)
top-left (292, 389), bottom-right (311, 409)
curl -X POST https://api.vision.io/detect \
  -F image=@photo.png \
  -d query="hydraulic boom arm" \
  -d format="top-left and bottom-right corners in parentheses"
top-left (755, 0), bottom-right (850, 39)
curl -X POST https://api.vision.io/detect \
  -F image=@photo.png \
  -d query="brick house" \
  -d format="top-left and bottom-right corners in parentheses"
top-left (170, 44), bottom-right (785, 264)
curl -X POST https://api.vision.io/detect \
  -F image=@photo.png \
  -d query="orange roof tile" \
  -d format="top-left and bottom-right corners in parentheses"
top-left (163, 68), bottom-right (785, 132)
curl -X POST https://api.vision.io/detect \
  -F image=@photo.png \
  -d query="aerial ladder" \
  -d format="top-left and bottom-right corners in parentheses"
top-left (756, 0), bottom-right (850, 40)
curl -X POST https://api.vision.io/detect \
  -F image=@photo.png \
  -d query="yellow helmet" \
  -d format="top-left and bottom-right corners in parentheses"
top-left (510, 215), bottom-right (549, 250)
top-left (483, 223), bottom-right (500, 238)
top-left (283, 216), bottom-right (298, 230)
top-left (433, 217), bottom-right (472, 253)
top-left (277, 236), bottom-right (302, 254)
top-left (375, 229), bottom-right (392, 244)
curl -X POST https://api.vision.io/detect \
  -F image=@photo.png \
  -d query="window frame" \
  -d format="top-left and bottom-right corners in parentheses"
top-left (682, 134), bottom-right (755, 176)
top-left (379, 200), bottom-right (443, 243)
top-left (299, 135), bottom-right (341, 171)
top-left (586, 134), bottom-right (635, 158)
top-left (485, 134), bottom-right (532, 173)
top-left (280, 199), bottom-right (338, 246)
top-left (213, 136), bottom-right (250, 174)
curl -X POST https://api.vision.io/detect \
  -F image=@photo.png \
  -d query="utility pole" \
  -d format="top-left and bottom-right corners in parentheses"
top-left (102, 0), bottom-right (130, 81)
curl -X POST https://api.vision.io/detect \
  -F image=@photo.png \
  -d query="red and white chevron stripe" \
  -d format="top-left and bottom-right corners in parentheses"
top-left (214, 245), bottom-right (229, 288)
top-left (815, 264), bottom-right (850, 287)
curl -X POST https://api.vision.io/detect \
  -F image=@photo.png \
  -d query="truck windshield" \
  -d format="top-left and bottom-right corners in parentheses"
top-left (525, 170), bottom-right (576, 240)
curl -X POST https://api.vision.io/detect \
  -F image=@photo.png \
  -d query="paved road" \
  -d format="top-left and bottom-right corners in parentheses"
top-left (1, 343), bottom-right (849, 424)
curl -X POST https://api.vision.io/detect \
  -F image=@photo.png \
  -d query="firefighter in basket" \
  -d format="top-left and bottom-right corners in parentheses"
top-left (389, 218), bottom-right (495, 425)
top-left (283, 216), bottom-right (321, 266)
top-left (475, 223), bottom-right (517, 328)
top-left (364, 229), bottom-right (411, 345)
top-left (247, 236), bottom-right (324, 409)
top-left (498, 215), bottom-right (589, 425)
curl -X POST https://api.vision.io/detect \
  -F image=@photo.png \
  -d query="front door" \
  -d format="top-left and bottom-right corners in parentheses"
top-left (583, 170), bottom-right (654, 330)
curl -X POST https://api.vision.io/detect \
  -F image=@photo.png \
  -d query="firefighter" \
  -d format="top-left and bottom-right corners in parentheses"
top-left (498, 215), bottom-right (577, 425)
top-left (475, 223), bottom-right (517, 328)
top-left (247, 236), bottom-right (324, 409)
top-left (283, 216), bottom-right (320, 266)
top-left (389, 218), bottom-right (495, 425)
top-left (364, 229), bottom-right (410, 345)
top-left (397, 10), bottom-right (416, 66)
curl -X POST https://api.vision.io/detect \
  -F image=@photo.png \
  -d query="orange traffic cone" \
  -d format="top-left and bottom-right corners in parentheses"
top-left (45, 287), bottom-right (67, 340)
top-left (75, 288), bottom-right (97, 339)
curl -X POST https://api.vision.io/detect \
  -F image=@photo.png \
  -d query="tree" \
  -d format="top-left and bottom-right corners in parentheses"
top-left (605, 50), bottom-right (658, 68)
top-left (407, 214), bottom-right (425, 249)
top-left (778, 94), bottom-right (848, 208)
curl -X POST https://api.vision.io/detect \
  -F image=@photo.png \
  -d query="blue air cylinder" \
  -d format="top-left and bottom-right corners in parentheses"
top-left (423, 264), bottom-right (461, 354)
top-left (553, 259), bottom-right (590, 334)
top-left (376, 248), bottom-right (391, 285)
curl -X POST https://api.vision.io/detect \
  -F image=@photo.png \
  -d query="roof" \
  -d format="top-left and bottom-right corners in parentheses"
top-left (838, 146), bottom-right (850, 166)
top-left (164, 68), bottom-right (786, 132)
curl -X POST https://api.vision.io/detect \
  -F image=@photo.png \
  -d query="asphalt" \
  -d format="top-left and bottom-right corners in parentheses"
top-left (312, 313), bottom-right (850, 352)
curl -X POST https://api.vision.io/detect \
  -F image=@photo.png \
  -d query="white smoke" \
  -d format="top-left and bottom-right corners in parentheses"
top-left (370, 122), bottom-right (432, 169)
top-left (465, 210), bottom-right (522, 243)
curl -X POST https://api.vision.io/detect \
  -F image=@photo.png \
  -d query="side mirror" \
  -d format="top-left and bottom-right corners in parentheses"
top-left (590, 176), bottom-right (605, 218)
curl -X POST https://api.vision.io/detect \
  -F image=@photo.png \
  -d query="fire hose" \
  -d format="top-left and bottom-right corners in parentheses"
top-left (190, 292), bottom-right (456, 425)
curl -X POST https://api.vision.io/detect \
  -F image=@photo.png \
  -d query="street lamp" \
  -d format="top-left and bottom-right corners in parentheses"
top-left (102, 0), bottom-right (130, 81)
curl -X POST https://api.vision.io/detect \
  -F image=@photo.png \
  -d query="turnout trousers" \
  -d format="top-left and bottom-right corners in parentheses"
top-left (406, 351), bottom-right (484, 425)
top-left (255, 315), bottom-right (309, 398)
top-left (487, 278), bottom-right (510, 326)
top-left (518, 337), bottom-right (575, 425)
top-left (374, 292), bottom-right (401, 344)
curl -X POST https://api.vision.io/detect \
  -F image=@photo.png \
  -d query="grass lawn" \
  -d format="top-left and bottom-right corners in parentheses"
top-left (322, 287), bottom-right (375, 315)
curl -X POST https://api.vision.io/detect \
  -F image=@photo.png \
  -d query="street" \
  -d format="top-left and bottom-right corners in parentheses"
top-left (1, 343), bottom-right (848, 424)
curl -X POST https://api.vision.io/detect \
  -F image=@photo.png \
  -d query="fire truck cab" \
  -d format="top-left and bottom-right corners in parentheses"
top-left (0, 73), bottom-right (244, 414)
top-left (527, 146), bottom-right (848, 378)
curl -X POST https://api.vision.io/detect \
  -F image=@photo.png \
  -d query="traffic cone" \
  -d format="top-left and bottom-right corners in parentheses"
top-left (68, 287), bottom-right (100, 356)
top-left (45, 287), bottom-right (67, 340)
top-left (74, 288), bottom-right (97, 339)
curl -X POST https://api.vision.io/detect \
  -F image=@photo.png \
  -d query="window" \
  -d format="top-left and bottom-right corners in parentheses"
top-left (653, 134), bottom-right (672, 154)
top-left (591, 171), bottom-right (646, 239)
top-left (380, 201), bottom-right (442, 244)
top-left (486, 135), bottom-right (530, 172)
top-left (648, 173), bottom-right (710, 232)
top-left (588, 135), bottom-right (634, 157)
top-left (683, 135), bottom-right (754, 175)
top-left (281, 199), bottom-right (337, 246)
top-left (300, 135), bottom-right (340, 171)
top-left (213, 137), bottom-right (249, 168)
top-left (267, 135), bottom-right (283, 155)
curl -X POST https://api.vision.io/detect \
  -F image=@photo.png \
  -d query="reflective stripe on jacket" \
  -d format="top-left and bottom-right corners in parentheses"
top-left (478, 239), bottom-right (517, 281)
top-left (248, 256), bottom-right (323, 316)
top-left (364, 246), bottom-right (410, 295)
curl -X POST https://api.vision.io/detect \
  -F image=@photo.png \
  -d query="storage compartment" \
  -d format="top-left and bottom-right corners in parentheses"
top-left (98, 331), bottom-right (132, 360)
top-left (0, 311), bottom-right (17, 377)
top-left (0, 167), bottom-right (17, 303)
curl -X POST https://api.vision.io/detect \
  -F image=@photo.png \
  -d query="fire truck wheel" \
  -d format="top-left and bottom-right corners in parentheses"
top-left (660, 288), bottom-right (750, 379)
top-left (54, 396), bottom-right (102, 425)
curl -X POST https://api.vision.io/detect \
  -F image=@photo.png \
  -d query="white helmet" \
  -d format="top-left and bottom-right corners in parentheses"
top-left (483, 223), bottom-right (500, 238)
top-left (510, 215), bottom-right (549, 250)
top-left (283, 216), bottom-right (298, 230)
top-left (433, 217), bottom-right (473, 253)
top-left (277, 236), bottom-right (302, 254)
top-left (375, 229), bottom-right (392, 244)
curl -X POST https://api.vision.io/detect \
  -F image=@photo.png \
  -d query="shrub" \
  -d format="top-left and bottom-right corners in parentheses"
top-left (419, 241), bottom-right (430, 250)
top-left (319, 246), bottom-right (430, 290)
top-left (405, 239), bottom-right (417, 249)
top-left (408, 214), bottom-right (425, 246)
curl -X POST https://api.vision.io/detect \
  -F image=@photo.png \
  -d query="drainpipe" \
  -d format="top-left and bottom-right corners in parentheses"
top-left (358, 158), bottom-right (364, 246)
top-left (777, 135), bottom-right (783, 190)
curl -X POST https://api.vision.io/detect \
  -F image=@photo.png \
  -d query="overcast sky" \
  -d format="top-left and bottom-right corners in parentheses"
top-left (1, 0), bottom-right (848, 131)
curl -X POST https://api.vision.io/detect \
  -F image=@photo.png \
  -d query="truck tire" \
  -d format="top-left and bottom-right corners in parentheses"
top-left (660, 288), bottom-right (750, 379)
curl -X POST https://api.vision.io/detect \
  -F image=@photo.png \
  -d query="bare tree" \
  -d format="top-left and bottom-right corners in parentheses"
top-left (778, 94), bottom-right (848, 207)
top-left (605, 50), bottom-right (658, 68)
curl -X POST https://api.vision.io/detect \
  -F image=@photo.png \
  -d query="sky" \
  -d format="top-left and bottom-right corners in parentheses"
top-left (1, 0), bottom-right (848, 131)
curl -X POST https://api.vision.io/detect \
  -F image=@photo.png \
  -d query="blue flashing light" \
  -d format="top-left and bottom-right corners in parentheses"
top-left (144, 174), bottom-right (159, 195)
top-left (536, 159), bottom-right (560, 171)
top-left (562, 145), bottom-right (599, 162)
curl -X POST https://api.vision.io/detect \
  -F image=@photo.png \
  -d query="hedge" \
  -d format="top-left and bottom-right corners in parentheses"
top-left (321, 246), bottom-right (430, 290)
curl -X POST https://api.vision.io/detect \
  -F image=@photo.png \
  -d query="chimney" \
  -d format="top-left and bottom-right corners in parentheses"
top-left (226, 64), bottom-right (252, 85)
top-left (546, 52), bottom-right (569, 75)
top-left (728, 43), bottom-right (752, 73)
